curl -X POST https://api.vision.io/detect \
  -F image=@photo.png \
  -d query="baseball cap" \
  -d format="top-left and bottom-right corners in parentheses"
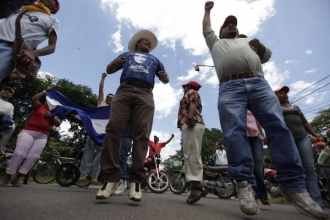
top-left (274, 86), bottom-right (289, 94)
top-left (220, 15), bottom-right (237, 33)
top-left (182, 81), bottom-right (202, 91)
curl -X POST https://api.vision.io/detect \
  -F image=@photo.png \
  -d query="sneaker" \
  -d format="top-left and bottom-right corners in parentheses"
top-left (236, 181), bottom-right (260, 215)
top-left (128, 182), bottom-right (142, 202)
top-left (278, 187), bottom-right (329, 219)
top-left (95, 181), bottom-right (120, 200)
top-left (114, 180), bottom-right (127, 195)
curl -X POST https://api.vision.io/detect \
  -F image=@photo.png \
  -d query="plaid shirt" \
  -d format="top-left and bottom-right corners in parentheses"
top-left (177, 89), bottom-right (204, 128)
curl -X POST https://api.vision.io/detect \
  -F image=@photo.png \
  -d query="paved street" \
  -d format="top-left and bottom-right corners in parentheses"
top-left (0, 183), bottom-right (327, 220)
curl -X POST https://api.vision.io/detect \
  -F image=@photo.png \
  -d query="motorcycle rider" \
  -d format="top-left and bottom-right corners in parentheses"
top-left (148, 134), bottom-right (174, 158)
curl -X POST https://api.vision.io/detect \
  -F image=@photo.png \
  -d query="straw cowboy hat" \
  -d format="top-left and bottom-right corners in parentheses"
top-left (128, 30), bottom-right (157, 52)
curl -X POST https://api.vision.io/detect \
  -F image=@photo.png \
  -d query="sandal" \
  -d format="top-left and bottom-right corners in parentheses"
top-left (186, 187), bottom-right (205, 204)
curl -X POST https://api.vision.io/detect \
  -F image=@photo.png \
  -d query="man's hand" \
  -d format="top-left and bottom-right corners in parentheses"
top-left (186, 117), bottom-right (195, 129)
top-left (171, 134), bottom-right (174, 138)
top-left (205, 1), bottom-right (214, 11)
top-left (107, 57), bottom-right (126, 74)
top-left (249, 38), bottom-right (266, 60)
top-left (16, 50), bottom-right (36, 65)
top-left (158, 71), bottom-right (169, 83)
top-left (101, 72), bottom-right (107, 79)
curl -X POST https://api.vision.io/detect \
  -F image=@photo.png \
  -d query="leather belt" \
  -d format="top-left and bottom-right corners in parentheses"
top-left (220, 71), bottom-right (263, 83)
top-left (123, 80), bottom-right (151, 89)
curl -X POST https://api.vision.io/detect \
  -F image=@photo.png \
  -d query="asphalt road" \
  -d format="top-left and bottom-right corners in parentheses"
top-left (0, 183), bottom-right (327, 220)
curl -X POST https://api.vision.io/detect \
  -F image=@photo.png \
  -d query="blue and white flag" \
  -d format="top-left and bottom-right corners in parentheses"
top-left (46, 89), bottom-right (110, 146)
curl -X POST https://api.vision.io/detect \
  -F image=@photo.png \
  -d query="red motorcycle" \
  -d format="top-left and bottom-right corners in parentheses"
top-left (142, 153), bottom-right (170, 194)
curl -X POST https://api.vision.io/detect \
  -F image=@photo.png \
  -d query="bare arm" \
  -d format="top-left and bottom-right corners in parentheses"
top-left (300, 112), bottom-right (319, 137)
top-left (31, 85), bottom-right (52, 108)
top-left (98, 73), bottom-right (107, 105)
top-left (106, 57), bottom-right (126, 74)
top-left (16, 30), bottom-right (57, 64)
top-left (187, 101), bottom-right (197, 129)
top-left (165, 134), bottom-right (175, 144)
top-left (203, 1), bottom-right (214, 31)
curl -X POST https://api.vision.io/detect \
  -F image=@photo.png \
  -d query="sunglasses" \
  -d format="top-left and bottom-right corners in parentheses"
top-left (106, 96), bottom-right (114, 100)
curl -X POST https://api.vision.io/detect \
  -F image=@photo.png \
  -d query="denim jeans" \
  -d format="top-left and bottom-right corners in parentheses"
top-left (295, 136), bottom-right (323, 205)
top-left (0, 40), bottom-right (15, 84)
top-left (79, 137), bottom-right (102, 178)
top-left (247, 137), bottom-right (268, 200)
top-left (218, 76), bottom-right (306, 192)
top-left (119, 137), bottom-right (132, 180)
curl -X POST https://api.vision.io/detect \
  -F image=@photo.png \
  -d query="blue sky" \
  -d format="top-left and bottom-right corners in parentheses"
top-left (39, 0), bottom-right (330, 160)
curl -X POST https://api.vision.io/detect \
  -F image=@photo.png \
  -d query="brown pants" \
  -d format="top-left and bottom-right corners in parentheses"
top-left (100, 83), bottom-right (154, 183)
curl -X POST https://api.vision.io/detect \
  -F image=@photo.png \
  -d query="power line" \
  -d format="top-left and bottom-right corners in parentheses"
top-left (290, 74), bottom-right (330, 102)
top-left (291, 82), bottom-right (330, 104)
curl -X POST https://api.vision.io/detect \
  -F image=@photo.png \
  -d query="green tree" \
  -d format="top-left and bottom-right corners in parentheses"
top-left (310, 108), bottom-right (330, 137)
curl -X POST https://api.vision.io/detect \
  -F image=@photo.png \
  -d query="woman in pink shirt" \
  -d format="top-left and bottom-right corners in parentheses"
top-left (0, 86), bottom-right (61, 186)
top-left (246, 110), bottom-right (269, 205)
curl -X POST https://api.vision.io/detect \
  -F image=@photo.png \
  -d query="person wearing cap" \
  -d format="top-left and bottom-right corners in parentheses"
top-left (0, 87), bottom-right (15, 150)
top-left (275, 86), bottom-right (324, 206)
top-left (202, 1), bottom-right (328, 219)
top-left (0, 85), bottom-right (61, 187)
top-left (177, 80), bottom-right (206, 204)
top-left (96, 30), bottom-right (169, 202)
top-left (0, 0), bottom-right (60, 85)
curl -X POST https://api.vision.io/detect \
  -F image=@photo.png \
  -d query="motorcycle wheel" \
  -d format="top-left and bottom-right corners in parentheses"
top-left (169, 172), bottom-right (187, 194)
top-left (146, 171), bottom-right (170, 194)
top-left (55, 163), bottom-right (80, 187)
top-left (213, 176), bottom-right (236, 199)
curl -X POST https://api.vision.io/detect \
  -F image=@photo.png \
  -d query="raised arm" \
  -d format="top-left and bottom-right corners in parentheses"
top-left (31, 85), bottom-right (52, 108)
top-left (165, 134), bottom-right (175, 144)
top-left (98, 73), bottom-right (107, 105)
top-left (203, 1), bottom-right (214, 31)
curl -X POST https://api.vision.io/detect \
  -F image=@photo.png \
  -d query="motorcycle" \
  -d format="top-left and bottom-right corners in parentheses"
top-left (142, 153), bottom-right (170, 194)
top-left (169, 159), bottom-right (236, 199)
top-left (264, 157), bottom-right (330, 203)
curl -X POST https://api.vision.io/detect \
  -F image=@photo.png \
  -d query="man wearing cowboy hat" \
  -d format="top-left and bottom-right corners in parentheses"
top-left (0, 87), bottom-right (15, 150)
top-left (202, 1), bottom-right (328, 219)
top-left (96, 30), bottom-right (169, 202)
top-left (177, 80), bottom-right (206, 204)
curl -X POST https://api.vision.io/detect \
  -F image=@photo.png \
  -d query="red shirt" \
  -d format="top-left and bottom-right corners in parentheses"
top-left (148, 140), bottom-right (166, 157)
top-left (24, 103), bottom-right (53, 135)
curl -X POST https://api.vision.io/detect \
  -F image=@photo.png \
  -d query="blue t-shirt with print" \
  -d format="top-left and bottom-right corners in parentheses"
top-left (114, 52), bottom-right (165, 89)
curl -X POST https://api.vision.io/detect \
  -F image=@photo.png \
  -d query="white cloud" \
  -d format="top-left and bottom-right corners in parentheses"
top-left (305, 68), bottom-right (317, 74)
top-left (153, 82), bottom-right (180, 119)
top-left (110, 25), bottom-right (124, 53)
top-left (100, 0), bottom-right (276, 56)
top-left (263, 61), bottom-right (290, 90)
top-left (304, 49), bottom-right (313, 54)
top-left (284, 59), bottom-right (295, 64)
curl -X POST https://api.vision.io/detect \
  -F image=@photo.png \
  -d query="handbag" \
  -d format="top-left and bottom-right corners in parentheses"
top-left (13, 10), bottom-right (41, 83)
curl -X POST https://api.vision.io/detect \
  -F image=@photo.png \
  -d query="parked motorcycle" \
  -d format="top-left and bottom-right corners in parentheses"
top-left (142, 153), bottom-right (170, 193)
top-left (170, 160), bottom-right (236, 199)
top-left (264, 157), bottom-right (330, 203)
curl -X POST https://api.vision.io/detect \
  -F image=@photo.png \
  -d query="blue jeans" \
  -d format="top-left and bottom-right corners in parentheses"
top-left (119, 137), bottom-right (132, 180)
top-left (295, 136), bottom-right (323, 205)
top-left (0, 40), bottom-right (15, 84)
top-left (79, 137), bottom-right (102, 178)
top-left (247, 137), bottom-right (268, 200)
top-left (218, 76), bottom-right (306, 192)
